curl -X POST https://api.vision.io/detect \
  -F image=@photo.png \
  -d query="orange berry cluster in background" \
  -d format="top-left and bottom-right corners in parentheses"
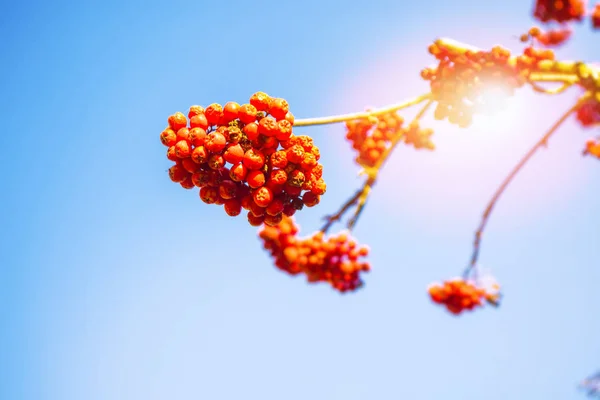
top-left (532, 0), bottom-right (586, 23)
top-left (421, 42), bottom-right (554, 127)
top-left (344, 112), bottom-right (435, 168)
top-left (576, 95), bottom-right (600, 127)
top-left (593, 3), bottom-right (600, 29)
top-left (160, 92), bottom-right (326, 227)
top-left (428, 278), bottom-right (501, 315)
top-left (345, 113), bottom-right (402, 167)
top-left (521, 26), bottom-right (573, 47)
top-left (584, 138), bottom-right (600, 158)
top-left (259, 216), bottom-right (370, 293)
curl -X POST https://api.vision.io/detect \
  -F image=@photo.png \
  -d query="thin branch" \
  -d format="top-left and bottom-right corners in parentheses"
top-left (293, 94), bottom-right (431, 127)
top-left (320, 187), bottom-right (364, 234)
top-left (319, 99), bottom-right (435, 234)
top-left (466, 93), bottom-right (591, 273)
top-left (528, 81), bottom-right (573, 94)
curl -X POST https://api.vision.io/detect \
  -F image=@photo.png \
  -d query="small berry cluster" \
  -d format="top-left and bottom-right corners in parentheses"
top-left (576, 95), bottom-right (600, 127)
top-left (532, 0), bottom-right (586, 24)
top-left (520, 26), bottom-right (572, 47)
top-left (344, 113), bottom-right (434, 167)
top-left (593, 3), bottom-right (600, 29)
top-left (345, 112), bottom-right (403, 167)
top-left (427, 278), bottom-right (501, 315)
top-left (160, 92), bottom-right (326, 227)
top-left (258, 216), bottom-right (371, 293)
top-left (403, 121), bottom-right (435, 150)
top-left (422, 43), bottom-right (554, 127)
top-left (584, 138), bottom-right (600, 158)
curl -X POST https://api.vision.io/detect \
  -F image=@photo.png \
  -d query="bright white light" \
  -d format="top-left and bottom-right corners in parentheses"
top-left (470, 85), bottom-right (522, 130)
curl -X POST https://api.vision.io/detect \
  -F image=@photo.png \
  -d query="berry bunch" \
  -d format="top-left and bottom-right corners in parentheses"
top-left (532, 0), bottom-right (586, 23)
top-left (160, 92), bottom-right (326, 227)
top-left (427, 278), bottom-right (501, 315)
top-left (521, 26), bottom-right (573, 47)
top-left (344, 112), bottom-right (435, 167)
top-left (258, 216), bottom-right (371, 293)
top-left (422, 44), bottom-right (523, 127)
top-left (403, 121), bottom-right (435, 150)
top-left (576, 95), bottom-right (600, 127)
top-left (593, 3), bottom-right (600, 29)
top-left (345, 112), bottom-right (403, 167)
top-left (584, 138), bottom-right (600, 158)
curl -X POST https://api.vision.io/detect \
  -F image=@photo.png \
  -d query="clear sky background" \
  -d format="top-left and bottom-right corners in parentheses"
top-left (1, 0), bottom-right (599, 399)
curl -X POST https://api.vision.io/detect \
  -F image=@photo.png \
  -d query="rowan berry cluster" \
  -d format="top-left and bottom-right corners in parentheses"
top-left (421, 43), bottom-right (554, 127)
top-left (532, 0), bottom-right (586, 24)
top-left (576, 94), bottom-right (600, 127)
top-left (521, 26), bottom-right (573, 47)
top-left (344, 112), bottom-right (434, 167)
top-left (159, 92), bottom-right (326, 227)
top-left (584, 138), bottom-right (600, 158)
top-left (258, 216), bottom-right (370, 293)
top-left (593, 3), bottom-right (600, 29)
top-left (345, 112), bottom-right (403, 167)
top-left (427, 277), bottom-right (501, 315)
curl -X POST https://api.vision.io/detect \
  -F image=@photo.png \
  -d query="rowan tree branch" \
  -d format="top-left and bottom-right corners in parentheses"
top-left (465, 92), bottom-right (591, 274)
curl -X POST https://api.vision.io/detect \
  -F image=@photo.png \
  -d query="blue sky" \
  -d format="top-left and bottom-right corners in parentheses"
top-left (1, 0), bottom-right (599, 399)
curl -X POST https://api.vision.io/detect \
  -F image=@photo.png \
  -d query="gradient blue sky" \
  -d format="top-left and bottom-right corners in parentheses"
top-left (1, 1), bottom-right (599, 399)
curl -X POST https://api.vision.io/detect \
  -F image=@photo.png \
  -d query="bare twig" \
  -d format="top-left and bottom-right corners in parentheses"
top-left (293, 94), bottom-right (431, 127)
top-left (465, 92), bottom-right (591, 274)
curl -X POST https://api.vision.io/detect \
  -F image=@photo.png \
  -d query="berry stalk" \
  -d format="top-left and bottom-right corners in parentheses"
top-left (435, 38), bottom-right (599, 89)
top-left (293, 93), bottom-right (431, 127)
top-left (465, 92), bottom-right (592, 273)
top-left (320, 99), bottom-right (434, 233)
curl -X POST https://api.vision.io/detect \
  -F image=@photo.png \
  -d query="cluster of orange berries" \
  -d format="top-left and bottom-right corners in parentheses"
top-left (160, 92), bottom-right (326, 227)
top-left (422, 43), bottom-right (553, 127)
top-left (577, 95), bottom-right (600, 127)
top-left (344, 112), bottom-right (434, 167)
top-left (258, 216), bottom-right (370, 293)
top-left (594, 3), bottom-right (600, 29)
top-left (584, 138), bottom-right (600, 158)
top-left (520, 26), bottom-right (572, 47)
top-left (532, 0), bottom-right (586, 23)
top-left (428, 278), bottom-right (501, 315)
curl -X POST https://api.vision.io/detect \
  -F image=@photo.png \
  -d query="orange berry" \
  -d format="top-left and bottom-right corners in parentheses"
top-left (247, 212), bottom-right (264, 226)
top-left (229, 162), bottom-right (248, 182)
top-left (222, 101), bottom-right (240, 122)
top-left (199, 186), bottom-right (218, 204)
top-left (269, 98), bottom-right (289, 120)
top-left (243, 122), bottom-right (259, 141)
top-left (224, 199), bottom-right (242, 216)
top-left (253, 186), bottom-right (273, 207)
top-left (258, 116), bottom-right (278, 137)
top-left (190, 113), bottom-right (209, 130)
top-left (180, 175), bottom-right (195, 189)
top-left (250, 91), bottom-right (272, 112)
top-left (238, 103), bottom-right (258, 123)
top-left (160, 128), bottom-right (177, 146)
top-left (205, 103), bottom-right (223, 126)
top-left (166, 146), bottom-right (178, 161)
top-left (189, 127), bottom-right (207, 146)
top-left (168, 164), bottom-right (188, 183)
top-left (218, 180), bottom-right (238, 199)
top-left (168, 112), bottom-right (187, 131)
top-left (175, 140), bottom-right (191, 158)
top-left (205, 131), bottom-right (227, 153)
top-left (243, 148), bottom-right (265, 170)
top-left (181, 157), bottom-right (201, 174)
